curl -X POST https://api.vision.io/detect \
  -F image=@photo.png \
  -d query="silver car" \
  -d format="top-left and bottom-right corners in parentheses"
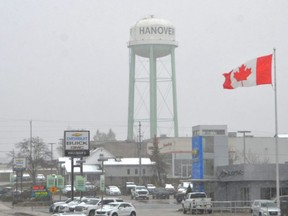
top-left (251, 199), bottom-right (281, 216)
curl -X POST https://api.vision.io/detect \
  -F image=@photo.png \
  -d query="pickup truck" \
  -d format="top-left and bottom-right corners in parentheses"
top-left (182, 192), bottom-right (212, 214)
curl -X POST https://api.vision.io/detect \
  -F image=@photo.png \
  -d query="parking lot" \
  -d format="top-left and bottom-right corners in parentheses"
top-left (0, 193), bottom-right (252, 216)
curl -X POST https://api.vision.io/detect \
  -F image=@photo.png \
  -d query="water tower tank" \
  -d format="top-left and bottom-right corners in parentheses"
top-left (128, 15), bottom-right (178, 58)
top-left (127, 16), bottom-right (179, 140)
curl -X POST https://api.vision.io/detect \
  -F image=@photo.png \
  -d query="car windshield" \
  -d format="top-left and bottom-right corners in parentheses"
top-left (108, 203), bottom-right (120, 208)
top-left (262, 202), bottom-right (276, 207)
top-left (86, 199), bottom-right (100, 205)
top-left (156, 187), bottom-right (166, 191)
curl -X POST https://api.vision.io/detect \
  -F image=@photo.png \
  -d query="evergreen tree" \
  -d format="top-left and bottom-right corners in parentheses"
top-left (150, 135), bottom-right (168, 185)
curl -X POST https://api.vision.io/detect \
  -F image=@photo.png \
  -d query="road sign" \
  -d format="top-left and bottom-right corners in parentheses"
top-left (46, 174), bottom-right (56, 188)
top-left (100, 175), bottom-right (105, 192)
top-left (75, 175), bottom-right (86, 192)
top-left (49, 186), bottom-right (58, 193)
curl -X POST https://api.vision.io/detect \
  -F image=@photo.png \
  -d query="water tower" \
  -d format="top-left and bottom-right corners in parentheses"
top-left (127, 16), bottom-right (179, 140)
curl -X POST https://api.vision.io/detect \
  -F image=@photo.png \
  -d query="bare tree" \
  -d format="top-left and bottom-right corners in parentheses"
top-left (93, 129), bottom-right (116, 141)
top-left (246, 149), bottom-right (270, 164)
top-left (228, 148), bottom-right (242, 165)
top-left (229, 147), bottom-right (270, 165)
top-left (12, 137), bottom-right (51, 184)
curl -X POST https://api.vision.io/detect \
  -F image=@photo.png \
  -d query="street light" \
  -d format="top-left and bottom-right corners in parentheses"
top-left (237, 131), bottom-right (251, 164)
top-left (98, 155), bottom-right (121, 208)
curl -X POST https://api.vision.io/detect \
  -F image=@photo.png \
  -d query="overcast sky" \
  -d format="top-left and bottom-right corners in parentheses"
top-left (0, 0), bottom-right (288, 158)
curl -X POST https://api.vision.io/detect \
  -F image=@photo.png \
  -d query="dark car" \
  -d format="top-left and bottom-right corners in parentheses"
top-left (152, 187), bottom-right (170, 199)
top-left (0, 187), bottom-right (13, 197)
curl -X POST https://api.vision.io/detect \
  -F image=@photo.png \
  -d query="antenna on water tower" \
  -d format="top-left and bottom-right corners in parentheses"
top-left (127, 15), bottom-right (179, 140)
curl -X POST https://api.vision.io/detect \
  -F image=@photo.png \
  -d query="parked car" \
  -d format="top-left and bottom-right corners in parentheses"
top-left (13, 173), bottom-right (31, 182)
top-left (131, 185), bottom-right (149, 200)
top-left (61, 185), bottom-right (76, 196)
top-left (49, 198), bottom-right (74, 213)
top-left (49, 197), bottom-right (85, 213)
top-left (152, 187), bottom-right (170, 199)
top-left (85, 182), bottom-right (96, 191)
top-left (174, 186), bottom-right (187, 203)
top-left (251, 199), bottom-right (281, 216)
top-left (52, 213), bottom-right (86, 216)
top-left (22, 173), bottom-right (31, 181)
top-left (165, 183), bottom-right (176, 195)
top-left (59, 198), bottom-right (89, 213)
top-left (0, 187), bottom-right (13, 197)
top-left (85, 197), bottom-right (124, 216)
top-left (74, 197), bottom-right (101, 213)
top-left (146, 184), bottom-right (156, 194)
top-left (124, 182), bottom-right (136, 195)
top-left (95, 202), bottom-right (136, 216)
top-left (36, 173), bottom-right (46, 182)
top-left (106, 186), bottom-right (121, 196)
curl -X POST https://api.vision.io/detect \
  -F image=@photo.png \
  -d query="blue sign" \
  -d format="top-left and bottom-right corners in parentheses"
top-left (192, 136), bottom-right (203, 179)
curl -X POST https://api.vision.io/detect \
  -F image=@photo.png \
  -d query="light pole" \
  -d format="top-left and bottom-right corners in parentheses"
top-left (49, 143), bottom-right (55, 174)
top-left (237, 131), bottom-right (251, 164)
top-left (98, 155), bottom-right (121, 208)
top-left (138, 121), bottom-right (142, 185)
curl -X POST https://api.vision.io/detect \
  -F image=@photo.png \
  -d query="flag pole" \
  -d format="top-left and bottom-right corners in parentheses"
top-left (273, 48), bottom-right (280, 208)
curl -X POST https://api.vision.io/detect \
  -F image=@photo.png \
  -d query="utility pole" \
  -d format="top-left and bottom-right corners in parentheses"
top-left (237, 131), bottom-right (251, 165)
top-left (138, 121), bottom-right (142, 185)
top-left (29, 120), bottom-right (32, 160)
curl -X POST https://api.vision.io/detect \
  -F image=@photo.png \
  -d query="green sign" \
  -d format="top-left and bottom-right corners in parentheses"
top-left (100, 175), bottom-right (105, 192)
top-left (75, 176), bottom-right (86, 192)
top-left (57, 175), bottom-right (65, 189)
top-left (46, 174), bottom-right (56, 188)
top-left (9, 173), bottom-right (15, 185)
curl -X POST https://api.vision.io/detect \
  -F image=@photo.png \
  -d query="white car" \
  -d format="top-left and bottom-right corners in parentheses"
top-left (85, 197), bottom-right (124, 216)
top-left (106, 186), bottom-right (121, 196)
top-left (36, 173), bottom-right (46, 182)
top-left (251, 199), bottom-right (281, 216)
top-left (59, 198), bottom-right (89, 213)
top-left (50, 198), bottom-right (74, 213)
top-left (52, 213), bottom-right (86, 216)
top-left (165, 183), bottom-right (176, 195)
top-left (95, 202), bottom-right (136, 216)
top-left (74, 197), bottom-right (101, 213)
top-left (131, 185), bottom-right (149, 200)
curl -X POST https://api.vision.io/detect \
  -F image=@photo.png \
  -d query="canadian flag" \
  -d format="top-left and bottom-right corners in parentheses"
top-left (223, 54), bottom-right (273, 89)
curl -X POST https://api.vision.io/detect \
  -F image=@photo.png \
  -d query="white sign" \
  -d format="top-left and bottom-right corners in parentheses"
top-left (64, 131), bottom-right (90, 157)
top-left (13, 157), bottom-right (26, 171)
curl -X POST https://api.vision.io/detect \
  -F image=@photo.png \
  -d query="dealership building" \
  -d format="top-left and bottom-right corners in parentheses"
top-left (145, 125), bottom-right (288, 201)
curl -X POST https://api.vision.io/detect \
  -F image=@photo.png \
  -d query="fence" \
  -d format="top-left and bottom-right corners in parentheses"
top-left (211, 201), bottom-right (251, 214)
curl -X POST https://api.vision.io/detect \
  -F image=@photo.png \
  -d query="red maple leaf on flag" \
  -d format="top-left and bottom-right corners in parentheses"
top-left (233, 64), bottom-right (252, 82)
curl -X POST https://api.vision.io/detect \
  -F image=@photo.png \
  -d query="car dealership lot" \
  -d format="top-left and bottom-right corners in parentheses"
top-left (0, 194), bottom-right (251, 216)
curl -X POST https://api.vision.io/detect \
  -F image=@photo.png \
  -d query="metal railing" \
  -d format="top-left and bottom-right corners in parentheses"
top-left (211, 201), bottom-right (252, 214)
